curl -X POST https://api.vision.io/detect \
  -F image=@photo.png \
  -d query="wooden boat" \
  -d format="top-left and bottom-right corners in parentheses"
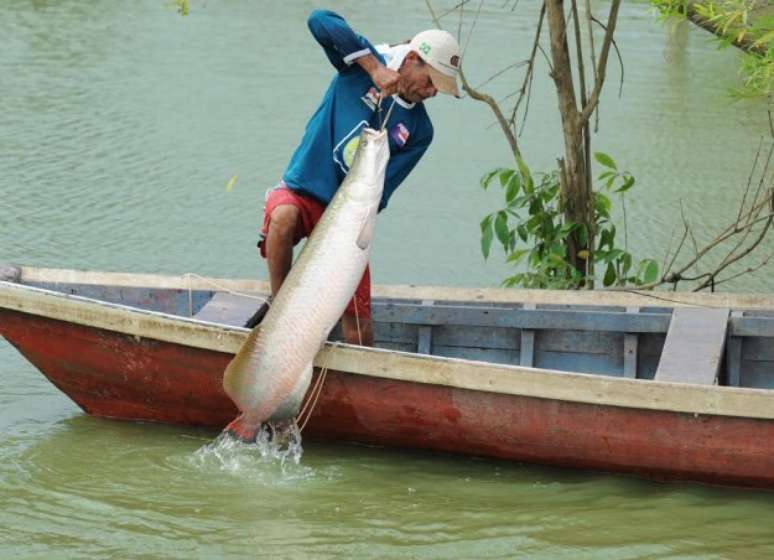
top-left (2, 265), bottom-right (774, 489)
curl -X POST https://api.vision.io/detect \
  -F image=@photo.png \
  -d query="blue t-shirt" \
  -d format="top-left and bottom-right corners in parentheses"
top-left (283, 10), bottom-right (434, 211)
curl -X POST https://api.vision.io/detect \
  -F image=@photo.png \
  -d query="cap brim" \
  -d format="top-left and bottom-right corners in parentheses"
top-left (427, 65), bottom-right (461, 98)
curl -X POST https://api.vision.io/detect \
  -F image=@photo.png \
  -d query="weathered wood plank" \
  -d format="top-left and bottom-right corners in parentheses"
top-left (417, 326), bottom-right (432, 354)
top-left (376, 303), bottom-right (670, 333)
top-left (20, 265), bottom-right (774, 310)
top-left (739, 336), bottom-right (774, 361)
top-left (729, 316), bottom-right (774, 337)
top-left (739, 361), bottom-right (774, 389)
top-left (520, 303), bottom-right (536, 367)
top-left (624, 307), bottom-right (639, 379)
top-left (726, 311), bottom-right (744, 387)
top-left (194, 292), bottom-right (265, 326)
top-left (655, 307), bottom-right (730, 385)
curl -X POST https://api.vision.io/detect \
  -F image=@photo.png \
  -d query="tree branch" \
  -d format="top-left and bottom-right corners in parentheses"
top-left (579, 0), bottom-right (622, 125)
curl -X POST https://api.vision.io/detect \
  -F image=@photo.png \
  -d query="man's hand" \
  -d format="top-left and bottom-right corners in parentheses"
top-left (356, 54), bottom-right (400, 97)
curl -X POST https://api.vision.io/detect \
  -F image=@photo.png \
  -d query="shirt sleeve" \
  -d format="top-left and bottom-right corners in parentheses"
top-left (380, 125), bottom-right (434, 211)
top-left (307, 10), bottom-right (379, 72)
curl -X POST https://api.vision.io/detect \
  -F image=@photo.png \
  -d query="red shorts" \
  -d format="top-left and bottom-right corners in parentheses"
top-left (259, 185), bottom-right (371, 319)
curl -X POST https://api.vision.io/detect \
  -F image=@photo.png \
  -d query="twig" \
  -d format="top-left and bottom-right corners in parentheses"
top-left (426, 0), bottom-right (521, 157)
top-left (579, 0), bottom-right (622, 125)
top-left (509, 4), bottom-right (546, 132)
top-left (590, 16), bottom-right (624, 99)
top-left (474, 60), bottom-right (529, 90)
top-left (438, 0), bottom-right (474, 21)
top-left (584, 0), bottom-right (600, 132)
top-left (461, 0), bottom-right (484, 60)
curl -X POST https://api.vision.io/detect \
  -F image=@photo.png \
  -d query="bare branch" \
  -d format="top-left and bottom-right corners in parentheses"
top-left (693, 214), bottom-right (773, 291)
top-left (590, 16), bottom-right (624, 99)
top-left (579, 0), bottom-right (622, 125)
top-left (437, 0), bottom-right (475, 21)
top-left (474, 60), bottom-right (528, 91)
top-left (709, 253), bottom-right (773, 289)
top-left (426, 0), bottom-right (521, 158)
top-left (461, 0), bottom-right (484, 60)
top-left (508, 4), bottom-right (546, 132)
top-left (584, 0), bottom-right (600, 131)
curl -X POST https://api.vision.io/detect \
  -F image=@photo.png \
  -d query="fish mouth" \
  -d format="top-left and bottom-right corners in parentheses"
top-left (361, 127), bottom-right (387, 141)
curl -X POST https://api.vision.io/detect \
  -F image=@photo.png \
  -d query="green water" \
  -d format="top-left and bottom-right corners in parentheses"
top-left (2, 1), bottom-right (773, 557)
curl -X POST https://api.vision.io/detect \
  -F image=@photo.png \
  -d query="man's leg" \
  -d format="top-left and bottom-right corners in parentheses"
top-left (342, 314), bottom-right (374, 347)
top-left (245, 202), bottom-right (302, 328)
top-left (265, 204), bottom-right (300, 297)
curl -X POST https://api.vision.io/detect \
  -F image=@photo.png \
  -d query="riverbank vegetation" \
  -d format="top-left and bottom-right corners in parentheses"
top-left (650, 0), bottom-right (773, 98)
top-left (427, 0), bottom-right (773, 291)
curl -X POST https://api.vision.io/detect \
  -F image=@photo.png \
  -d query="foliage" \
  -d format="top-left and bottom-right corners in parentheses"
top-left (479, 155), bottom-right (659, 289)
top-left (650, 0), bottom-right (773, 98)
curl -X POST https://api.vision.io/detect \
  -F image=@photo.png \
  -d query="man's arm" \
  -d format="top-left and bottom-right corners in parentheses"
top-left (307, 10), bottom-right (399, 96)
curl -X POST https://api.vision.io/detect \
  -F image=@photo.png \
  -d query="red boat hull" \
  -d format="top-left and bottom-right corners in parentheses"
top-left (3, 308), bottom-right (774, 489)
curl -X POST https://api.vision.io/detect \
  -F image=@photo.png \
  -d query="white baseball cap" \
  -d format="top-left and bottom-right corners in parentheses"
top-left (408, 29), bottom-right (461, 98)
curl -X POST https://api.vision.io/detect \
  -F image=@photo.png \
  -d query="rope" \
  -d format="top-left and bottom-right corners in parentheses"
top-left (181, 272), bottom-right (270, 318)
top-left (296, 342), bottom-right (337, 432)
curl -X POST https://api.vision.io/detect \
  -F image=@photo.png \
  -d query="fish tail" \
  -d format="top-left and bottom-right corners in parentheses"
top-left (222, 412), bottom-right (260, 443)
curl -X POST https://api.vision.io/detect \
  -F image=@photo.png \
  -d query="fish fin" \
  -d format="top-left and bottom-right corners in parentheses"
top-left (222, 413), bottom-right (260, 443)
top-left (355, 207), bottom-right (375, 250)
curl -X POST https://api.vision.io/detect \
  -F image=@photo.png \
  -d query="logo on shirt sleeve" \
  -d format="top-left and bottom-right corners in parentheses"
top-left (361, 87), bottom-right (380, 110)
top-left (390, 122), bottom-right (410, 147)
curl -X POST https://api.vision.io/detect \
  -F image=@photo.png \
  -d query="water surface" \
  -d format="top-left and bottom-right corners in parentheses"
top-left (2, 1), bottom-right (773, 557)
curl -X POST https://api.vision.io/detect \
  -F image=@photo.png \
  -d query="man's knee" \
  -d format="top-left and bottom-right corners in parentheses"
top-left (268, 205), bottom-right (301, 241)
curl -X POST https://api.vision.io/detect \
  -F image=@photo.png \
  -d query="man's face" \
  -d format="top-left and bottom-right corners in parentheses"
top-left (398, 52), bottom-right (438, 103)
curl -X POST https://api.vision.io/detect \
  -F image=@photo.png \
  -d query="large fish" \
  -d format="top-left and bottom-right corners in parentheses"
top-left (222, 127), bottom-right (390, 441)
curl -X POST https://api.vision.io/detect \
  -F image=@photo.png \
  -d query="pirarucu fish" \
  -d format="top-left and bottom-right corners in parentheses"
top-left (222, 127), bottom-right (390, 441)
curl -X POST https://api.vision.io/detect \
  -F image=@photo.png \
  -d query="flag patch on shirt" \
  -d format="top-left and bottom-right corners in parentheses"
top-left (390, 123), bottom-right (410, 147)
top-left (361, 87), bottom-right (380, 110)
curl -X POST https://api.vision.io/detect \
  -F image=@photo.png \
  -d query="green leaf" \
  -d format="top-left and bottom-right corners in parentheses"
top-left (505, 174), bottom-right (521, 204)
top-left (480, 169), bottom-right (502, 190)
top-left (621, 252), bottom-right (632, 275)
top-left (594, 152), bottom-right (617, 170)
top-left (643, 259), bottom-right (659, 284)
top-left (516, 224), bottom-right (528, 242)
top-left (225, 175), bottom-right (238, 192)
top-left (616, 175), bottom-right (635, 193)
top-left (603, 262), bottom-right (616, 287)
top-left (516, 155), bottom-right (534, 194)
top-left (499, 169), bottom-right (516, 187)
top-left (506, 249), bottom-right (530, 263)
top-left (480, 215), bottom-right (494, 259)
top-left (605, 248), bottom-right (625, 263)
top-left (494, 211), bottom-right (510, 249)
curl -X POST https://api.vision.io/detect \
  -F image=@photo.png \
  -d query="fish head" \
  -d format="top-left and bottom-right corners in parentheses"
top-left (345, 128), bottom-right (390, 205)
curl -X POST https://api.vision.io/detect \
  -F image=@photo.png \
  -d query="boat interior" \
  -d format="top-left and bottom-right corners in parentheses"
top-left (11, 272), bottom-right (774, 391)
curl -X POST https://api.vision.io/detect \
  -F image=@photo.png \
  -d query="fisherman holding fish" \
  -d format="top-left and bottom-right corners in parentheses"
top-left (246, 9), bottom-right (461, 346)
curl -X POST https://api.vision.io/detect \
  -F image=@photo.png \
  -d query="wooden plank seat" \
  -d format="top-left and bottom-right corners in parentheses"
top-left (654, 307), bottom-right (730, 385)
top-left (194, 292), bottom-right (265, 326)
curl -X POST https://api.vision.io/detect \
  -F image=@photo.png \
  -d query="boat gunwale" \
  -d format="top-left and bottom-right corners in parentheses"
top-left (17, 265), bottom-right (774, 309)
top-left (3, 277), bottom-right (774, 421)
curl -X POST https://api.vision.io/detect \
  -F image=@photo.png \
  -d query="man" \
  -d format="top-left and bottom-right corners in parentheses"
top-left (246, 9), bottom-right (461, 346)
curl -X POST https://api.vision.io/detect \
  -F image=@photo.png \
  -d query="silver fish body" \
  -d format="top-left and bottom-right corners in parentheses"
top-left (222, 127), bottom-right (390, 437)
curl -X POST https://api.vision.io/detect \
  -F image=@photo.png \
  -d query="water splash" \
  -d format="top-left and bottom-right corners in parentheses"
top-left (191, 422), bottom-right (313, 484)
